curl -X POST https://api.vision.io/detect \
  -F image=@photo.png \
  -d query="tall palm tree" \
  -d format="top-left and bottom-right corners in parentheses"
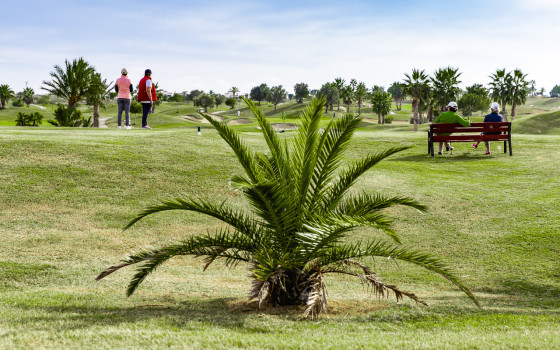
top-left (334, 77), bottom-right (345, 111)
top-left (229, 87), bottom-right (239, 98)
top-left (340, 85), bottom-right (354, 113)
top-left (96, 97), bottom-right (479, 318)
top-left (431, 67), bottom-right (462, 112)
top-left (510, 69), bottom-right (529, 120)
top-left (42, 57), bottom-right (95, 109)
top-left (22, 87), bottom-right (35, 107)
top-left (488, 69), bottom-right (512, 122)
top-left (529, 80), bottom-right (536, 97)
top-left (86, 73), bottom-right (112, 127)
top-left (402, 69), bottom-right (430, 132)
top-left (0, 84), bottom-right (15, 108)
top-left (371, 90), bottom-right (393, 124)
top-left (354, 82), bottom-right (368, 115)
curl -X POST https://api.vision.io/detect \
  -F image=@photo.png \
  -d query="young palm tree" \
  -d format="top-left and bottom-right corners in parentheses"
top-left (0, 84), bottom-right (15, 109)
top-left (488, 69), bottom-right (512, 122)
top-left (402, 69), bottom-right (430, 132)
top-left (431, 67), bottom-right (462, 112)
top-left (97, 97), bottom-right (478, 317)
top-left (387, 82), bottom-right (403, 111)
top-left (42, 57), bottom-right (95, 109)
top-left (355, 82), bottom-right (368, 115)
top-left (86, 73), bottom-right (112, 127)
top-left (371, 90), bottom-right (392, 124)
top-left (334, 77), bottom-right (345, 111)
top-left (22, 87), bottom-right (35, 107)
top-left (509, 69), bottom-right (529, 120)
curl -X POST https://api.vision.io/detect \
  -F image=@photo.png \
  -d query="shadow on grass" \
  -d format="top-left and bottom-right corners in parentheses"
top-left (10, 297), bottom-right (308, 332)
top-left (391, 152), bottom-right (497, 162)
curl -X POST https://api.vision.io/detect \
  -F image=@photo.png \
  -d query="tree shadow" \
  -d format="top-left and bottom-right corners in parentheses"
top-left (11, 297), bottom-right (305, 332)
top-left (390, 152), bottom-right (495, 163)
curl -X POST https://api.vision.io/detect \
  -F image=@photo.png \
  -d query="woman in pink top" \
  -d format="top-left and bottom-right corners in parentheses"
top-left (115, 68), bottom-right (133, 129)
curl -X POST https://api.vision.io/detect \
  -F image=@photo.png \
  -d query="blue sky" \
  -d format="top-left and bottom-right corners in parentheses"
top-left (2, 0), bottom-right (559, 95)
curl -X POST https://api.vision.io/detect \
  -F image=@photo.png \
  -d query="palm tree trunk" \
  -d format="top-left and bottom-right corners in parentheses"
top-left (358, 99), bottom-right (361, 115)
top-left (412, 97), bottom-right (419, 132)
top-left (377, 113), bottom-right (381, 124)
top-left (501, 101), bottom-right (508, 122)
top-left (511, 103), bottom-right (517, 120)
top-left (93, 104), bottom-right (100, 127)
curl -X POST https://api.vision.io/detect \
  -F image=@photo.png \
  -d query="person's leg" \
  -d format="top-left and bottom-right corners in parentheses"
top-left (142, 103), bottom-right (150, 127)
top-left (117, 99), bottom-right (124, 126)
top-left (484, 141), bottom-right (490, 154)
top-left (124, 99), bottom-right (131, 126)
top-left (438, 141), bottom-right (443, 154)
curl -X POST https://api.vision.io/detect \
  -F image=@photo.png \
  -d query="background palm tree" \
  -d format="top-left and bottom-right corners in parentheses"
top-left (509, 69), bottom-right (529, 120)
top-left (340, 85), bottom-right (354, 113)
top-left (0, 84), bottom-right (15, 108)
top-left (96, 97), bottom-right (479, 318)
top-left (488, 69), bottom-right (512, 122)
top-left (387, 82), bottom-right (404, 111)
top-left (229, 86), bottom-right (239, 98)
top-left (86, 73), bottom-right (112, 127)
top-left (529, 80), bottom-right (536, 97)
top-left (334, 77), bottom-right (345, 111)
top-left (371, 90), bottom-right (393, 124)
top-left (431, 67), bottom-right (462, 112)
top-left (402, 69), bottom-right (430, 132)
top-left (42, 57), bottom-right (95, 109)
top-left (354, 82), bottom-right (368, 115)
top-left (22, 87), bottom-right (35, 107)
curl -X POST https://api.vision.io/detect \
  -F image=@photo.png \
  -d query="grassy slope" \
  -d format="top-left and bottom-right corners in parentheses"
top-left (0, 116), bottom-right (559, 349)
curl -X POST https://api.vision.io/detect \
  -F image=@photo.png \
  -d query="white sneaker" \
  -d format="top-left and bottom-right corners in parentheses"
top-left (118, 126), bottom-right (121, 129)
top-left (125, 125), bottom-right (131, 129)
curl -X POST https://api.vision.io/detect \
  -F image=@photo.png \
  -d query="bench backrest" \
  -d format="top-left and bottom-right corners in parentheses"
top-left (431, 122), bottom-right (510, 134)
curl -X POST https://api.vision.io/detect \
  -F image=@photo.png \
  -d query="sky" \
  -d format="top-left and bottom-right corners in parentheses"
top-left (1, 0), bottom-right (559, 95)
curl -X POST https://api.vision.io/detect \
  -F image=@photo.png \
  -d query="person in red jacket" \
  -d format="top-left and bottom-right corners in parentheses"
top-left (137, 69), bottom-right (157, 129)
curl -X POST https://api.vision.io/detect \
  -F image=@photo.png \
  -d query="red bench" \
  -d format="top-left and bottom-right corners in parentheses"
top-left (428, 122), bottom-right (512, 157)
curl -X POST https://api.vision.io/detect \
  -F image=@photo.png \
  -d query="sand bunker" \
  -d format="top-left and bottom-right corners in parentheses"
top-left (181, 114), bottom-right (224, 123)
top-left (257, 123), bottom-right (299, 131)
top-left (227, 118), bottom-right (252, 125)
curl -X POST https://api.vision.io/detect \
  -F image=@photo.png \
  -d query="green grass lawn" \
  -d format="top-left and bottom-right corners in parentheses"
top-left (0, 104), bottom-right (559, 348)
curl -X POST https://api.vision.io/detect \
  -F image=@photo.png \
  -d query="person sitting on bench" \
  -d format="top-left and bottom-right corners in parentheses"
top-left (433, 101), bottom-right (471, 155)
top-left (472, 102), bottom-right (503, 155)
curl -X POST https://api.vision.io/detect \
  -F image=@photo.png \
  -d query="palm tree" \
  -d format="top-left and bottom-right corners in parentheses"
top-left (510, 69), bottom-right (529, 120)
top-left (529, 80), bottom-right (536, 97)
top-left (488, 69), bottom-right (512, 122)
top-left (402, 69), bottom-right (430, 132)
top-left (334, 77), bottom-right (345, 111)
top-left (86, 73), bottom-right (112, 127)
top-left (354, 82), bottom-right (368, 115)
top-left (42, 57), bottom-right (95, 109)
top-left (22, 87), bottom-right (35, 107)
top-left (431, 67), bottom-right (462, 112)
top-left (340, 85), bottom-right (354, 113)
top-left (387, 82), bottom-right (403, 111)
top-left (371, 90), bottom-right (393, 124)
top-left (96, 97), bottom-right (479, 318)
top-left (0, 84), bottom-right (15, 108)
top-left (229, 87), bottom-right (239, 98)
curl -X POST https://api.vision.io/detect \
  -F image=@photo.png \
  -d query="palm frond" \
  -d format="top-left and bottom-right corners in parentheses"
top-left (323, 146), bottom-right (411, 210)
top-left (336, 193), bottom-right (428, 216)
top-left (303, 273), bottom-right (328, 319)
top-left (124, 198), bottom-right (260, 242)
top-left (200, 112), bottom-right (260, 183)
top-left (319, 241), bottom-right (480, 307)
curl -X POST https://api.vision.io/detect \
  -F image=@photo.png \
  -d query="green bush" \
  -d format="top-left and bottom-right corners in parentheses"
top-left (48, 105), bottom-right (88, 127)
top-left (15, 112), bottom-right (43, 126)
top-left (12, 99), bottom-right (23, 107)
top-left (385, 115), bottom-right (394, 124)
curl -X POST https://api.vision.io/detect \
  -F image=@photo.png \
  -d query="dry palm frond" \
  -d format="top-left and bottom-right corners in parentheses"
top-left (303, 273), bottom-right (328, 319)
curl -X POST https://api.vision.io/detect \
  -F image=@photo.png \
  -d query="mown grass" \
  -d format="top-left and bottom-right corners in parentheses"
top-left (0, 108), bottom-right (559, 348)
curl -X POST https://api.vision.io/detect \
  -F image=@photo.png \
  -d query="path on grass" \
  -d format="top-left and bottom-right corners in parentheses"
top-left (99, 117), bottom-right (110, 128)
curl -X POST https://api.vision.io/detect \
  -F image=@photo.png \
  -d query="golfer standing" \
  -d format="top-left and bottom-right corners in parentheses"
top-left (115, 68), bottom-right (133, 129)
top-left (137, 69), bottom-right (157, 129)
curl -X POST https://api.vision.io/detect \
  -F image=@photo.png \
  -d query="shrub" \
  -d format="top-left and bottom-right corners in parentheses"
top-left (12, 99), bottom-right (23, 107)
top-left (48, 105), bottom-right (87, 127)
top-left (384, 115), bottom-right (394, 124)
top-left (15, 112), bottom-right (43, 126)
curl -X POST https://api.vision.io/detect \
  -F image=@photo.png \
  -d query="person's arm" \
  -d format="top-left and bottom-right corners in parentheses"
top-left (129, 84), bottom-right (133, 93)
top-left (115, 85), bottom-right (119, 93)
top-left (458, 115), bottom-right (470, 127)
top-left (146, 83), bottom-right (152, 103)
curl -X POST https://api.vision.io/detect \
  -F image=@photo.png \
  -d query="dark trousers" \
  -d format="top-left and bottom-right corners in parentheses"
top-left (117, 98), bottom-right (131, 126)
top-left (141, 103), bottom-right (151, 127)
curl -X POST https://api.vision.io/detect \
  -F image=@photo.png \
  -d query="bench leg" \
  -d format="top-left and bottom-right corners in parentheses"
top-left (503, 140), bottom-right (506, 154)
top-left (509, 140), bottom-right (512, 156)
top-left (431, 141), bottom-right (434, 157)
